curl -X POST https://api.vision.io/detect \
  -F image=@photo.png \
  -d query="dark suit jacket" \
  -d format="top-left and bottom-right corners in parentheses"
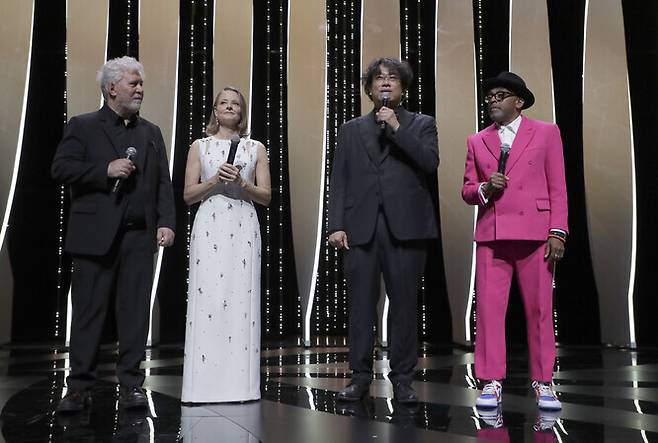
top-left (328, 107), bottom-right (439, 246)
top-left (51, 105), bottom-right (176, 256)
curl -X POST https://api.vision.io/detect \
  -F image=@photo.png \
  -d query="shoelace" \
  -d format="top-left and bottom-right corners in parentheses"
top-left (533, 382), bottom-right (556, 398)
top-left (482, 381), bottom-right (501, 396)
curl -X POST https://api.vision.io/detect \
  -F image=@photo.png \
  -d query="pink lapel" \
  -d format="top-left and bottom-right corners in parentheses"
top-left (481, 124), bottom-right (500, 161)
top-left (505, 115), bottom-right (536, 174)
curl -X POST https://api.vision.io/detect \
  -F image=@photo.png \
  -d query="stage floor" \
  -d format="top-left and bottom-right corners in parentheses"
top-left (0, 341), bottom-right (657, 442)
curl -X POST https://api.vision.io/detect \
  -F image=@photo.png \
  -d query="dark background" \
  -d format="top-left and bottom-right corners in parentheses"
top-left (6, 0), bottom-right (655, 347)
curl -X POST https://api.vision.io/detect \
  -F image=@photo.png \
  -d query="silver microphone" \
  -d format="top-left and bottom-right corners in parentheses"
top-left (497, 143), bottom-right (510, 174)
top-left (112, 146), bottom-right (137, 193)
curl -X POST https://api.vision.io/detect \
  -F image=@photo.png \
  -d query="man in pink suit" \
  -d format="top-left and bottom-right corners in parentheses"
top-left (462, 72), bottom-right (568, 411)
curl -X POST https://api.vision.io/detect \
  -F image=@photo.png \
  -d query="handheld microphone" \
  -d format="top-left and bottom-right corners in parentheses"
top-left (112, 146), bottom-right (137, 193)
top-left (379, 93), bottom-right (390, 130)
top-left (227, 135), bottom-right (240, 164)
top-left (497, 143), bottom-right (511, 174)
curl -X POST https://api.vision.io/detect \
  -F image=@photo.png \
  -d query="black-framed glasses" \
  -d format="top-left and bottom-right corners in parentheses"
top-left (484, 91), bottom-right (516, 104)
top-left (374, 73), bottom-right (400, 83)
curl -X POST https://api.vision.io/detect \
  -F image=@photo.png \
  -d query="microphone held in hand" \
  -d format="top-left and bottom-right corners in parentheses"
top-left (497, 143), bottom-right (511, 174)
top-left (379, 93), bottom-right (390, 130)
top-left (112, 146), bottom-right (137, 193)
top-left (227, 135), bottom-right (240, 164)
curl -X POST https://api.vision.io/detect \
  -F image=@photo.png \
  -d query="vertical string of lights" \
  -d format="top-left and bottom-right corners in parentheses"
top-left (400, 0), bottom-right (426, 339)
top-left (13, 2), bottom-right (68, 431)
top-left (472, 0), bottom-right (486, 342)
top-left (107, 0), bottom-right (138, 59)
top-left (55, 37), bottom-right (69, 342)
top-left (399, 0), bottom-right (443, 341)
top-left (262, 0), bottom-right (274, 338)
top-left (154, 0), bottom-right (213, 343)
top-left (400, 0), bottom-right (424, 338)
top-left (553, 269), bottom-right (559, 341)
top-left (251, 0), bottom-right (296, 338)
top-left (126, 0), bottom-right (132, 55)
top-left (474, 0), bottom-right (486, 128)
top-left (312, 0), bottom-right (361, 336)
top-left (263, 0), bottom-right (273, 337)
top-left (263, 0), bottom-right (272, 337)
top-left (54, 2), bottom-right (69, 416)
top-left (400, 0), bottom-right (435, 113)
top-left (275, 0), bottom-right (286, 337)
top-left (51, 4), bottom-right (68, 416)
top-left (185, 2), bottom-right (196, 315)
top-left (186, 0), bottom-right (212, 311)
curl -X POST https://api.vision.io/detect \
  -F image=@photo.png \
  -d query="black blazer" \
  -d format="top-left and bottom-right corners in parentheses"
top-left (328, 107), bottom-right (439, 246)
top-left (52, 106), bottom-right (176, 256)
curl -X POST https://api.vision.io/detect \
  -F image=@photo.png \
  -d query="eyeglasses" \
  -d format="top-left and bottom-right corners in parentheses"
top-left (484, 91), bottom-right (516, 104)
top-left (374, 73), bottom-right (400, 83)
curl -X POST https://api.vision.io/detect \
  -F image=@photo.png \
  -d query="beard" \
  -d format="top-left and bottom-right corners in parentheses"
top-left (488, 108), bottom-right (505, 122)
top-left (122, 99), bottom-right (142, 115)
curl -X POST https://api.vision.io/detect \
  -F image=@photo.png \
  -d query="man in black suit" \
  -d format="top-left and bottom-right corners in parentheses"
top-left (52, 56), bottom-right (175, 412)
top-left (328, 57), bottom-right (439, 403)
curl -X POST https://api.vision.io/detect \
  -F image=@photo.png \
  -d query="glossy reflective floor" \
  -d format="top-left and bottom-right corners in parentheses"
top-left (1, 341), bottom-right (657, 442)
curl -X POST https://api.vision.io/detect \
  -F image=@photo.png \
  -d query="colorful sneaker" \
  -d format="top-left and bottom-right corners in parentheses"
top-left (476, 406), bottom-right (503, 428)
top-left (533, 409), bottom-right (560, 432)
top-left (532, 381), bottom-right (562, 410)
top-left (475, 380), bottom-right (502, 408)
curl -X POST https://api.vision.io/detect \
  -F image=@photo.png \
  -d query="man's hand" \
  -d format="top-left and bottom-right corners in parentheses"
top-left (328, 231), bottom-right (349, 250)
top-left (483, 172), bottom-right (508, 197)
top-left (376, 106), bottom-right (400, 131)
top-left (157, 227), bottom-right (175, 247)
top-left (544, 237), bottom-right (565, 263)
top-left (107, 158), bottom-right (135, 179)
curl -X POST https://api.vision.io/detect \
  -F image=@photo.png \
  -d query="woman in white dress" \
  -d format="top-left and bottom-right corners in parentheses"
top-left (181, 86), bottom-right (271, 403)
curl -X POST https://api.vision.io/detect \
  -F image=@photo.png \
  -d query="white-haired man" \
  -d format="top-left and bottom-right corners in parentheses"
top-left (52, 56), bottom-right (175, 412)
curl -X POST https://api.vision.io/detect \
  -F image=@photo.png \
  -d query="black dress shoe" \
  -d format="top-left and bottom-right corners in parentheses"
top-left (56, 406), bottom-right (92, 427)
top-left (117, 411), bottom-right (151, 437)
top-left (393, 382), bottom-right (418, 404)
top-left (336, 400), bottom-right (369, 417)
top-left (119, 385), bottom-right (148, 409)
top-left (57, 390), bottom-right (92, 413)
top-left (337, 381), bottom-right (371, 401)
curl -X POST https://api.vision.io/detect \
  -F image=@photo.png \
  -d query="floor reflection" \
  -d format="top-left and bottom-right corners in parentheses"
top-left (180, 406), bottom-right (260, 442)
top-left (473, 407), bottom-right (561, 443)
top-left (0, 380), bottom-right (181, 442)
top-left (0, 344), bottom-right (657, 442)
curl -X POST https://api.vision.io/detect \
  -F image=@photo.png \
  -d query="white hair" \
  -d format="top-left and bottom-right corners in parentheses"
top-left (96, 56), bottom-right (145, 99)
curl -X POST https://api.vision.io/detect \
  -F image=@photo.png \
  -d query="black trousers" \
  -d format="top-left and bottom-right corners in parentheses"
top-left (67, 228), bottom-right (154, 391)
top-left (343, 210), bottom-right (427, 385)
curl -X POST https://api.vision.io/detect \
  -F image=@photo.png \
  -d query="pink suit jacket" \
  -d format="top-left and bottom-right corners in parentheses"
top-left (462, 115), bottom-right (568, 241)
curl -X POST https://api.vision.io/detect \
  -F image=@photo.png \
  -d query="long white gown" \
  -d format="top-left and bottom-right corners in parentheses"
top-left (182, 136), bottom-right (261, 403)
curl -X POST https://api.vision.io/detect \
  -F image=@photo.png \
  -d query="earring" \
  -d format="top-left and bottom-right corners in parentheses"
top-left (214, 113), bottom-right (219, 125)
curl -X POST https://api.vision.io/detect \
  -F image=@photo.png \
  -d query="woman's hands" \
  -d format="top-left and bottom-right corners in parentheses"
top-left (217, 162), bottom-right (243, 185)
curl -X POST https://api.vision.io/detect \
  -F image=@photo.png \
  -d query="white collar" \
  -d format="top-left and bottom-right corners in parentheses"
top-left (497, 114), bottom-right (522, 133)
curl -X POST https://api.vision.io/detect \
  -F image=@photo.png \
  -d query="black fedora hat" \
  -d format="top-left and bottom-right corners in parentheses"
top-left (483, 71), bottom-right (535, 109)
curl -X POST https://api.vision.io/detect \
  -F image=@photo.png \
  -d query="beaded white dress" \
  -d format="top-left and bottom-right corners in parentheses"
top-left (182, 136), bottom-right (261, 402)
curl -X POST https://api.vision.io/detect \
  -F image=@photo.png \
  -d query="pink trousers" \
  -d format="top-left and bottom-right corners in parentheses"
top-left (474, 240), bottom-right (556, 382)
